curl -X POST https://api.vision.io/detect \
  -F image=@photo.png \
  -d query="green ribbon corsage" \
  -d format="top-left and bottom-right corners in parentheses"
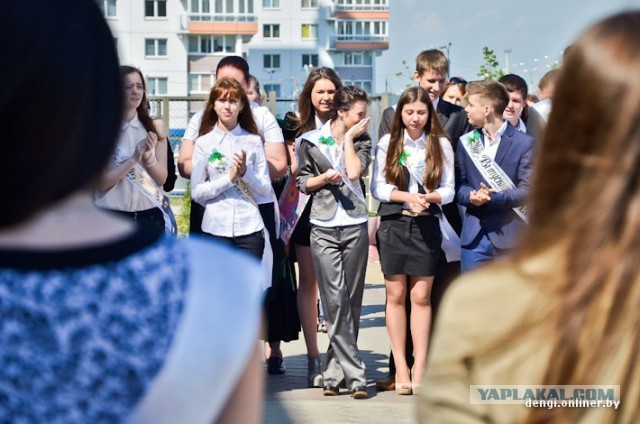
top-left (398, 150), bottom-right (411, 166)
top-left (319, 135), bottom-right (335, 146)
top-left (208, 148), bottom-right (225, 163)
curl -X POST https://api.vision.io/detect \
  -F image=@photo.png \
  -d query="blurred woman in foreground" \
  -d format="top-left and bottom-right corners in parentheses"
top-left (0, 1), bottom-right (262, 423)
top-left (419, 10), bottom-right (640, 424)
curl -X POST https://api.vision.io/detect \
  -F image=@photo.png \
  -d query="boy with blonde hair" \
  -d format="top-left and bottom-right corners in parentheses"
top-left (456, 80), bottom-right (534, 272)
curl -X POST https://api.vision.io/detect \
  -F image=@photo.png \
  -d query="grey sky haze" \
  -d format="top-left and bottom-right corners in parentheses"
top-left (377, 0), bottom-right (639, 94)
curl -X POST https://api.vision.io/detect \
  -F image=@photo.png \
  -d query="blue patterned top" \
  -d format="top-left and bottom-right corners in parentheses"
top-left (0, 228), bottom-right (188, 423)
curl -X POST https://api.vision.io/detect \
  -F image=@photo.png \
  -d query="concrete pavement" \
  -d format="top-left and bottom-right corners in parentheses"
top-left (262, 264), bottom-right (419, 424)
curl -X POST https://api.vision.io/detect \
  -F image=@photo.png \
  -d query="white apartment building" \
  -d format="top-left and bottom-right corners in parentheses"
top-left (100, 0), bottom-right (388, 102)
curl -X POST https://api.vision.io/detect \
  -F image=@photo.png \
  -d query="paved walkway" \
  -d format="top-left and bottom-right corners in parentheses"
top-left (263, 264), bottom-right (419, 424)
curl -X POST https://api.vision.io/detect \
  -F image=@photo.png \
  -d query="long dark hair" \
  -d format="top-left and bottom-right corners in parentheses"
top-left (294, 67), bottom-right (343, 136)
top-left (385, 87), bottom-right (447, 191)
top-left (198, 77), bottom-right (258, 137)
top-left (517, 11), bottom-right (640, 423)
top-left (120, 66), bottom-right (157, 135)
top-left (1, 0), bottom-right (121, 228)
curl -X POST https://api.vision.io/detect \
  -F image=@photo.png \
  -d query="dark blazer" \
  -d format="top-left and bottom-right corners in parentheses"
top-left (296, 130), bottom-right (372, 221)
top-left (455, 123), bottom-right (534, 250)
top-left (378, 99), bottom-right (470, 146)
top-left (377, 98), bottom-right (470, 234)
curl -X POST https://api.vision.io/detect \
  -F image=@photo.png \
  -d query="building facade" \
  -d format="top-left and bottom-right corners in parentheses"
top-left (100, 0), bottom-right (388, 102)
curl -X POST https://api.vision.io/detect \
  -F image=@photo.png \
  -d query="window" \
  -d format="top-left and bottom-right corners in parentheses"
top-left (337, 20), bottom-right (387, 38)
top-left (213, 0), bottom-right (234, 13)
top-left (301, 24), bottom-right (318, 40)
top-left (263, 0), bottom-right (279, 8)
top-left (189, 73), bottom-right (214, 94)
top-left (263, 84), bottom-right (281, 97)
top-left (239, 0), bottom-right (254, 13)
top-left (263, 24), bottom-right (280, 39)
top-left (99, 0), bottom-right (117, 17)
top-left (188, 35), bottom-right (236, 54)
top-left (301, 0), bottom-right (318, 8)
top-left (145, 39), bottom-right (167, 57)
top-left (302, 54), bottom-right (319, 68)
top-left (344, 80), bottom-right (373, 93)
top-left (340, 51), bottom-right (373, 66)
top-left (148, 77), bottom-right (168, 95)
top-left (263, 54), bottom-right (281, 69)
top-left (145, 0), bottom-right (167, 17)
top-left (190, 0), bottom-right (209, 13)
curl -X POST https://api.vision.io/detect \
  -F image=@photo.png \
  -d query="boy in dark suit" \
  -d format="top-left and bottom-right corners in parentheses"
top-left (456, 80), bottom-right (534, 272)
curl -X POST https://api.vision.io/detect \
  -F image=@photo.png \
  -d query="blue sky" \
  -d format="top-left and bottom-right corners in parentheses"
top-left (377, 0), bottom-right (639, 94)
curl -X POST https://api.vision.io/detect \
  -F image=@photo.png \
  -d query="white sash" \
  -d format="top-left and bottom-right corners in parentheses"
top-left (207, 145), bottom-right (273, 291)
top-left (402, 157), bottom-right (461, 262)
top-left (114, 147), bottom-right (177, 235)
top-left (308, 135), bottom-right (366, 204)
top-left (460, 130), bottom-right (528, 223)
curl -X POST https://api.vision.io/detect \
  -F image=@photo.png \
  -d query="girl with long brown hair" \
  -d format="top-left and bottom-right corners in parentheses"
top-left (282, 67), bottom-right (343, 387)
top-left (419, 10), bottom-right (640, 423)
top-left (96, 66), bottom-right (170, 234)
top-left (371, 86), bottom-right (454, 395)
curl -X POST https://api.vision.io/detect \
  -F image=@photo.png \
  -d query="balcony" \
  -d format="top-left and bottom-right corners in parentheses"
top-left (180, 14), bottom-right (258, 35)
top-left (330, 34), bottom-right (389, 51)
top-left (333, 2), bottom-right (389, 20)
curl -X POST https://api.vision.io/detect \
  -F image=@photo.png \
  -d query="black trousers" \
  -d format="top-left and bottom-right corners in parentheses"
top-left (112, 207), bottom-right (164, 235)
top-left (204, 230), bottom-right (265, 260)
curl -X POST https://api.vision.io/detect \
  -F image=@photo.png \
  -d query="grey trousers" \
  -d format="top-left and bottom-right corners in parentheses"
top-left (310, 223), bottom-right (368, 389)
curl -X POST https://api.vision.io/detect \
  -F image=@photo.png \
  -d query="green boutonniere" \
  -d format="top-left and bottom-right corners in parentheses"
top-left (319, 135), bottom-right (335, 146)
top-left (208, 148), bottom-right (225, 163)
top-left (466, 130), bottom-right (481, 145)
top-left (398, 150), bottom-right (411, 166)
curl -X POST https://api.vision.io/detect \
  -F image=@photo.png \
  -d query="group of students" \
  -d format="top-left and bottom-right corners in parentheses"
top-left (104, 51), bottom-right (535, 399)
top-left (2, 1), bottom-right (639, 422)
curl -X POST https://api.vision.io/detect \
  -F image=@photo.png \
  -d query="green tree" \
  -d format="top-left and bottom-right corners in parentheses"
top-left (477, 47), bottom-right (504, 80)
top-left (395, 59), bottom-right (414, 89)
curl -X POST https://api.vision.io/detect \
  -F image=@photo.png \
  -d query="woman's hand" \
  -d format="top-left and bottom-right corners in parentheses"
top-left (132, 138), bottom-right (147, 163)
top-left (141, 131), bottom-right (158, 162)
top-left (407, 193), bottom-right (429, 213)
top-left (345, 117), bottom-right (370, 141)
top-left (233, 150), bottom-right (247, 177)
top-left (323, 168), bottom-right (342, 185)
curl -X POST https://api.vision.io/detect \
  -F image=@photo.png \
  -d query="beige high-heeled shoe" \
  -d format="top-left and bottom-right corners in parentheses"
top-left (411, 369), bottom-right (422, 395)
top-left (395, 373), bottom-right (413, 395)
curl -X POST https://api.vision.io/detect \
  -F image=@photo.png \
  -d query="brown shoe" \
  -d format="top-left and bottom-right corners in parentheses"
top-left (375, 375), bottom-right (395, 391)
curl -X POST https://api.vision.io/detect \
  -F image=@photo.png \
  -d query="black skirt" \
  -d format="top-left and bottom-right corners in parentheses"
top-left (376, 214), bottom-right (442, 276)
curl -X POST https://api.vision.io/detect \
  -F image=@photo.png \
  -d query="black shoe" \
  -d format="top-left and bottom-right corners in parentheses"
top-left (266, 356), bottom-right (286, 375)
top-left (352, 386), bottom-right (368, 399)
top-left (323, 385), bottom-right (339, 396)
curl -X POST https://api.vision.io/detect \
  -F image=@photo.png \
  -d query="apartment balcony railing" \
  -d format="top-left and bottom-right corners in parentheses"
top-left (180, 13), bottom-right (258, 35)
top-left (329, 34), bottom-right (389, 50)
top-left (335, 4), bottom-right (389, 12)
top-left (185, 13), bottom-right (257, 23)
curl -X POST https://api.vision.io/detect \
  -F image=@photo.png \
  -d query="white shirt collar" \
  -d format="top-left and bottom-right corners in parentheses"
top-left (121, 114), bottom-right (141, 131)
top-left (432, 97), bottom-right (440, 110)
top-left (482, 120), bottom-right (508, 145)
top-left (403, 129), bottom-right (426, 147)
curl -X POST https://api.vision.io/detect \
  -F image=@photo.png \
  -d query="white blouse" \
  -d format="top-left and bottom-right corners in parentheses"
top-left (190, 125), bottom-right (272, 238)
top-left (95, 115), bottom-right (158, 212)
top-left (371, 130), bottom-right (454, 207)
top-left (183, 102), bottom-right (283, 205)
